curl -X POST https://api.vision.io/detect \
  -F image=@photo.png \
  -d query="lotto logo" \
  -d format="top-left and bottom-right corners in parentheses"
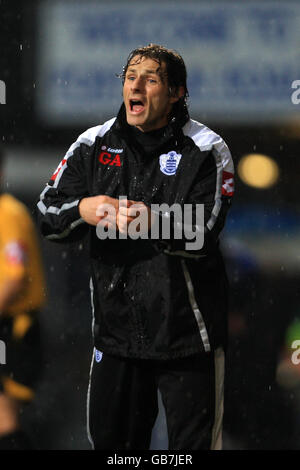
top-left (222, 171), bottom-right (234, 197)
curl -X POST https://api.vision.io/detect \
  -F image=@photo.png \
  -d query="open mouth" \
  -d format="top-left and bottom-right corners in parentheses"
top-left (129, 99), bottom-right (145, 113)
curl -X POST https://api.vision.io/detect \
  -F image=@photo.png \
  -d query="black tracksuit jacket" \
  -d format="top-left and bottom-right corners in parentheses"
top-left (37, 103), bottom-right (234, 360)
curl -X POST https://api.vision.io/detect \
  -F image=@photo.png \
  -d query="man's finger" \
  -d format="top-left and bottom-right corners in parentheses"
top-left (96, 202), bottom-right (117, 218)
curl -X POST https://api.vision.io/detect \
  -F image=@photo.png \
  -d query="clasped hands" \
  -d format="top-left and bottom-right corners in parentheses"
top-left (79, 195), bottom-right (152, 235)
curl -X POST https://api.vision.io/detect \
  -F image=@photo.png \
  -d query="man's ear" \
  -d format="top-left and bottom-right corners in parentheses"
top-left (169, 86), bottom-right (185, 104)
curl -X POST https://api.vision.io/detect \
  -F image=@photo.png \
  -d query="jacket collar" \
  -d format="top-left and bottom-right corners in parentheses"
top-left (113, 101), bottom-right (190, 141)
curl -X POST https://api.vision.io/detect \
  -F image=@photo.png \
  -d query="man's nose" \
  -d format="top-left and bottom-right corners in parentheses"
top-left (131, 76), bottom-right (144, 92)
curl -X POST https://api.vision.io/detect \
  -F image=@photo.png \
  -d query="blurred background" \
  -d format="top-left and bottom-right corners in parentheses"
top-left (1, 0), bottom-right (300, 450)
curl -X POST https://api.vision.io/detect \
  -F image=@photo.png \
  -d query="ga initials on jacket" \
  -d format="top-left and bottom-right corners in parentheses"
top-left (98, 151), bottom-right (121, 167)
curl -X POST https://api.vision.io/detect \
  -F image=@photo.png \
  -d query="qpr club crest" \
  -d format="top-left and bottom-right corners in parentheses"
top-left (159, 151), bottom-right (182, 176)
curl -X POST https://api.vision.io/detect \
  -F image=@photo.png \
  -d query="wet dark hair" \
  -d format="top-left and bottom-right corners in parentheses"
top-left (120, 43), bottom-right (189, 102)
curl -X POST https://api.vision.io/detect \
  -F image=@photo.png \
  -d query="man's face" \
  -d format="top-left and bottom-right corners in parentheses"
top-left (123, 56), bottom-right (182, 132)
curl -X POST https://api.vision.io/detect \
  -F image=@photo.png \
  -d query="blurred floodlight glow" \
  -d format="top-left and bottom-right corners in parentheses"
top-left (238, 154), bottom-right (279, 189)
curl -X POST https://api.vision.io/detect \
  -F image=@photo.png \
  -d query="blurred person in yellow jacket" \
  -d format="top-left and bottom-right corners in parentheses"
top-left (0, 152), bottom-right (46, 449)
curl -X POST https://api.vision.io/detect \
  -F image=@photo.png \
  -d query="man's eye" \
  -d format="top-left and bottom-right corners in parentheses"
top-left (148, 79), bottom-right (157, 84)
top-left (127, 76), bottom-right (135, 81)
